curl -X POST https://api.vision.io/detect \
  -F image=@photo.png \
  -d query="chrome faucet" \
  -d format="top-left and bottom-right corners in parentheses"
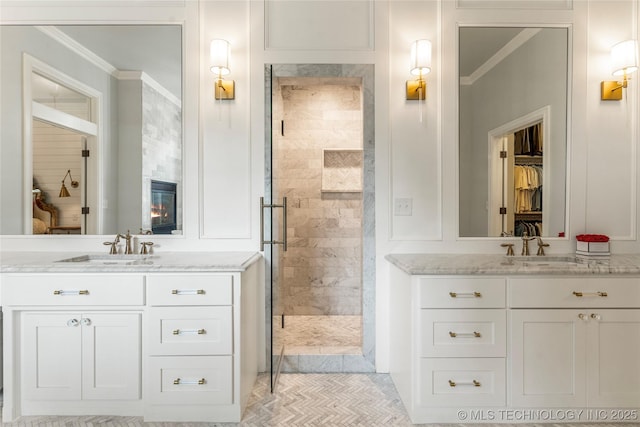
top-left (536, 237), bottom-right (549, 256)
top-left (521, 231), bottom-right (536, 256)
top-left (118, 230), bottom-right (133, 254)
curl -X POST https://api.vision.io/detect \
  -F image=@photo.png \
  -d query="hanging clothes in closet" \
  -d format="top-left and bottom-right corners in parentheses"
top-left (514, 220), bottom-right (543, 237)
top-left (513, 123), bottom-right (543, 156)
top-left (514, 165), bottom-right (543, 213)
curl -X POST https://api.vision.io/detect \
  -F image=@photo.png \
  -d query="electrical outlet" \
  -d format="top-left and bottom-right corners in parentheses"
top-left (394, 198), bottom-right (412, 216)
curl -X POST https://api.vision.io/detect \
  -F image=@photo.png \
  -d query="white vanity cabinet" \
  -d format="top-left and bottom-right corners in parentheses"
top-left (22, 312), bottom-right (141, 401)
top-left (510, 277), bottom-right (640, 408)
top-left (2, 274), bottom-right (144, 418)
top-left (144, 273), bottom-right (251, 422)
top-left (389, 270), bottom-right (507, 423)
top-left (389, 262), bottom-right (640, 424)
top-left (1, 254), bottom-right (262, 423)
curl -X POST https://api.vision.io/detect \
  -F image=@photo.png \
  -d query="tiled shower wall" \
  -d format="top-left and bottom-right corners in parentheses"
top-left (141, 82), bottom-right (182, 231)
top-left (274, 79), bottom-right (363, 316)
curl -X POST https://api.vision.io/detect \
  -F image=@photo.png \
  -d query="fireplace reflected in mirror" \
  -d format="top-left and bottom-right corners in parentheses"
top-left (150, 180), bottom-right (177, 234)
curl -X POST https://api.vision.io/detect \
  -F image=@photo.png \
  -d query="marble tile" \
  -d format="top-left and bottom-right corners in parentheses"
top-left (298, 355), bottom-right (343, 372)
top-left (1, 373), bottom-right (627, 427)
top-left (270, 63), bottom-right (376, 371)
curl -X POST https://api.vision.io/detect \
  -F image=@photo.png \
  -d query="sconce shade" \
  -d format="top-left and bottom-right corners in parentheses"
top-left (59, 169), bottom-right (78, 198)
top-left (410, 39), bottom-right (432, 76)
top-left (210, 39), bottom-right (231, 76)
top-left (611, 39), bottom-right (638, 76)
top-left (59, 183), bottom-right (70, 198)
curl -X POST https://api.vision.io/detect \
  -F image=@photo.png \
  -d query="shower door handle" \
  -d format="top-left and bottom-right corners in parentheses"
top-left (260, 196), bottom-right (287, 252)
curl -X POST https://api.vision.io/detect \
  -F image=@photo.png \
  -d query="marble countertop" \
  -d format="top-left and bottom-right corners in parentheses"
top-left (386, 253), bottom-right (640, 275)
top-left (0, 251), bottom-right (262, 273)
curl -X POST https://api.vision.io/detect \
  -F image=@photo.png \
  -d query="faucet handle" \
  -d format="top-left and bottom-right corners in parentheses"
top-left (140, 241), bottom-right (154, 255)
top-left (103, 241), bottom-right (118, 254)
top-left (536, 237), bottom-right (549, 256)
top-left (500, 243), bottom-right (515, 256)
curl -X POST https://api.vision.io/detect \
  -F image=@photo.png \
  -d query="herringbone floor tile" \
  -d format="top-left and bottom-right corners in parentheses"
top-left (2, 373), bottom-right (632, 427)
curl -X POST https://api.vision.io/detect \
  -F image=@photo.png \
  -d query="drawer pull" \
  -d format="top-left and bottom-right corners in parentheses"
top-left (54, 290), bottom-right (89, 296)
top-left (449, 331), bottom-right (481, 338)
top-left (173, 378), bottom-right (206, 385)
top-left (172, 328), bottom-right (206, 335)
top-left (449, 291), bottom-right (481, 298)
top-left (449, 379), bottom-right (481, 387)
top-left (572, 291), bottom-right (608, 297)
top-left (171, 289), bottom-right (206, 295)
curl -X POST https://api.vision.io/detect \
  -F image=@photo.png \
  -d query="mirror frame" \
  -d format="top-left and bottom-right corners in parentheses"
top-left (456, 23), bottom-right (573, 241)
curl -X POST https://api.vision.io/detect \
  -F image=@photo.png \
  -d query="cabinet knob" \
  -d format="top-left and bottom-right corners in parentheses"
top-left (81, 318), bottom-right (92, 326)
top-left (578, 313), bottom-right (588, 321)
top-left (590, 313), bottom-right (601, 320)
top-left (67, 318), bottom-right (79, 327)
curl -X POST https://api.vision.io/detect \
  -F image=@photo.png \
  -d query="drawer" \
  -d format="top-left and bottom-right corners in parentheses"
top-left (147, 274), bottom-right (233, 306)
top-left (419, 277), bottom-right (506, 308)
top-left (509, 277), bottom-right (640, 308)
top-left (419, 358), bottom-right (505, 407)
top-left (420, 309), bottom-right (506, 357)
top-left (149, 307), bottom-right (233, 355)
top-left (2, 274), bottom-right (144, 306)
top-left (148, 356), bottom-right (232, 405)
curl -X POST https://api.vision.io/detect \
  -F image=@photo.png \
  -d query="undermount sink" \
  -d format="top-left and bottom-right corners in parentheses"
top-left (56, 254), bottom-right (153, 265)
top-left (516, 256), bottom-right (577, 263)
top-left (504, 255), bottom-right (583, 266)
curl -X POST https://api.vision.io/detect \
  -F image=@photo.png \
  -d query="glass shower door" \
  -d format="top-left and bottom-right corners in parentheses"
top-left (263, 65), bottom-right (287, 392)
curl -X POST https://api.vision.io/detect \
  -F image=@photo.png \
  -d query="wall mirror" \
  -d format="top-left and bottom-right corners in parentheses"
top-left (0, 24), bottom-right (182, 236)
top-left (458, 26), bottom-right (569, 238)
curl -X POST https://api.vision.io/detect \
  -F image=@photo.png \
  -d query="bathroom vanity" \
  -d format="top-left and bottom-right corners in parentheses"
top-left (0, 251), bottom-right (262, 422)
top-left (386, 254), bottom-right (640, 424)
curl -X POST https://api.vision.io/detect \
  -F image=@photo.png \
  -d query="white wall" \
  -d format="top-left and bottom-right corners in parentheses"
top-left (2, 0), bottom-right (639, 373)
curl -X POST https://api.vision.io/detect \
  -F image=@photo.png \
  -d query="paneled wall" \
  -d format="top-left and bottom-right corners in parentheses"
top-left (32, 121), bottom-right (83, 228)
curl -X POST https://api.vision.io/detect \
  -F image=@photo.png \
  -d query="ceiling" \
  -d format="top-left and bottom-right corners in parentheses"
top-left (54, 25), bottom-right (182, 99)
top-left (459, 27), bottom-right (524, 77)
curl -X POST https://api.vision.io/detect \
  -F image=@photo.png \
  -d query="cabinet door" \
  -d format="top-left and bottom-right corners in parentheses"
top-left (510, 309), bottom-right (587, 407)
top-left (81, 313), bottom-right (141, 400)
top-left (587, 309), bottom-right (640, 407)
top-left (22, 312), bottom-right (82, 400)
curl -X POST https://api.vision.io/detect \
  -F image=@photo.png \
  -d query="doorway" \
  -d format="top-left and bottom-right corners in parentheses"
top-left (24, 55), bottom-right (100, 234)
top-left (265, 65), bottom-right (375, 390)
top-left (488, 106), bottom-right (550, 237)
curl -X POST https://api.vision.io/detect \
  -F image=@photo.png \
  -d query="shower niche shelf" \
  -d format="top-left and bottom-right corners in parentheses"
top-left (321, 149), bottom-right (363, 193)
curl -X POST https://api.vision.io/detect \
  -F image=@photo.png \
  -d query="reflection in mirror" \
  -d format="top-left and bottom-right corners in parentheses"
top-left (0, 25), bottom-right (182, 236)
top-left (459, 27), bottom-right (568, 238)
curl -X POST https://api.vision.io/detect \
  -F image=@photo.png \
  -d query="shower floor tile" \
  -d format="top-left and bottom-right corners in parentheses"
top-left (277, 315), bottom-right (361, 355)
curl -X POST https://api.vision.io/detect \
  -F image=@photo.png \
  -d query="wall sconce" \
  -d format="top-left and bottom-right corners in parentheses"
top-left (59, 169), bottom-right (78, 198)
top-left (406, 39), bottom-right (432, 101)
top-left (210, 39), bottom-right (235, 100)
top-left (601, 39), bottom-right (638, 100)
